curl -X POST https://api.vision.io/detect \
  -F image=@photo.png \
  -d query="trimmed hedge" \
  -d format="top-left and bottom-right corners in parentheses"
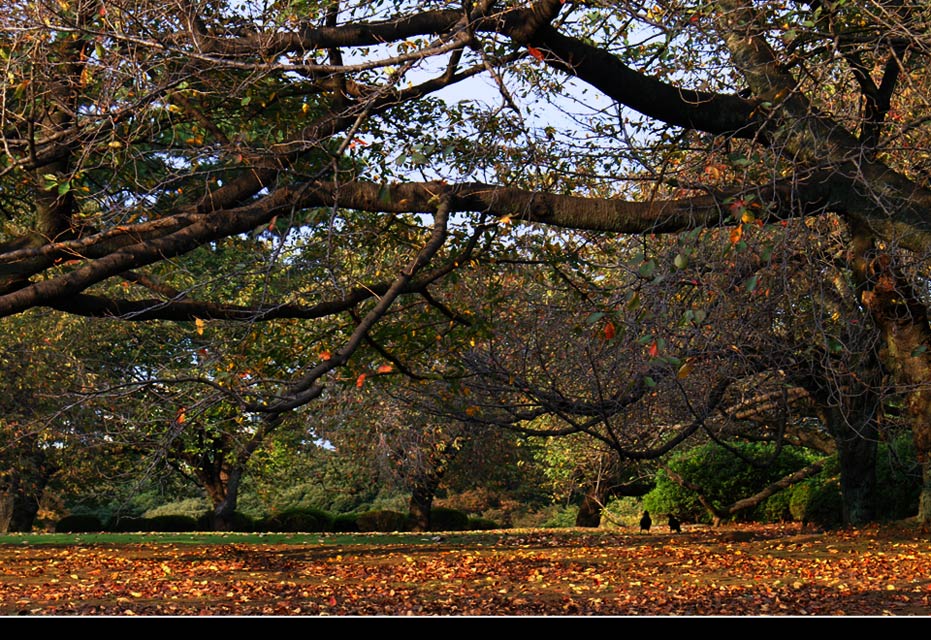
top-left (260, 508), bottom-right (334, 532)
top-left (55, 514), bottom-right (104, 533)
top-left (145, 514), bottom-right (200, 532)
top-left (332, 513), bottom-right (360, 532)
top-left (107, 515), bottom-right (148, 532)
top-left (355, 509), bottom-right (410, 532)
top-left (429, 507), bottom-right (470, 531)
top-left (467, 517), bottom-right (499, 530)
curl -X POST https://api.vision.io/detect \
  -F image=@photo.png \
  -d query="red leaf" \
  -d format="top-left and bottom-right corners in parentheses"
top-left (603, 321), bottom-right (615, 340)
top-left (527, 46), bottom-right (544, 61)
top-left (648, 341), bottom-right (659, 358)
top-left (356, 373), bottom-right (367, 388)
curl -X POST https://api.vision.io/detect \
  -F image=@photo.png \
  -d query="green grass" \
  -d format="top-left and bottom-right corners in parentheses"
top-left (0, 530), bottom-right (509, 546)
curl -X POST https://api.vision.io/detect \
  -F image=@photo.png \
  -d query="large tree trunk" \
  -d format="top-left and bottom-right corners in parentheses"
top-left (575, 488), bottom-right (605, 527)
top-left (408, 485), bottom-right (435, 532)
top-left (209, 468), bottom-right (242, 532)
top-left (200, 467), bottom-right (237, 531)
top-left (850, 229), bottom-right (931, 525)
top-left (194, 451), bottom-right (237, 531)
top-left (0, 448), bottom-right (55, 533)
top-left (0, 493), bottom-right (12, 533)
top-left (817, 403), bottom-right (877, 526)
top-left (408, 466), bottom-right (445, 531)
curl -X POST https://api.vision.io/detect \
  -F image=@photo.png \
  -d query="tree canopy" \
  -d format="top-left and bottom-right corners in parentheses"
top-left (2, 0), bottom-right (931, 525)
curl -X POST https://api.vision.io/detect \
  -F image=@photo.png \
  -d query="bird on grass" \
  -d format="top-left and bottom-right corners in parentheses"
top-left (639, 511), bottom-right (652, 532)
top-left (668, 514), bottom-right (681, 533)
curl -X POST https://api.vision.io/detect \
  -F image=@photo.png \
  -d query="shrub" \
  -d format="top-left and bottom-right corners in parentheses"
top-left (875, 434), bottom-right (921, 521)
top-left (145, 514), bottom-right (199, 532)
top-left (55, 514), bottom-right (103, 533)
top-left (332, 513), bottom-right (360, 532)
top-left (467, 517), bottom-right (499, 530)
top-left (789, 477), bottom-right (843, 529)
top-left (261, 508), bottom-right (334, 532)
top-left (197, 511), bottom-right (257, 532)
top-left (757, 489), bottom-right (794, 523)
top-left (107, 515), bottom-right (148, 532)
top-left (429, 507), bottom-right (470, 531)
top-left (642, 441), bottom-right (820, 524)
top-left (538, 504), bottom-right (579, 528)
top-left (143, 498), bottom-right (210, 520)
top-left (355, 509), bottom-right (410, 532)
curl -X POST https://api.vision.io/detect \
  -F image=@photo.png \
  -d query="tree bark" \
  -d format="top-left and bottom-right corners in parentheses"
top-left (849, 228), bottom-right (931, 524)
top-left (816, 404), bottom-right (878, 526)
top-left (408, 483), bottom-right (437, 532)
top-left (575, 489), bottom-right (604, 528)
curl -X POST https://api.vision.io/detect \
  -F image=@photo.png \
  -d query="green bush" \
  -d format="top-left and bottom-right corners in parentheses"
top-left (355, 509), bottom-right (410, 532)
top-left (332, 513), bottom-right (360, 532)
top-left (643, 441), bottom-right (821, 524)
top-left (467, 517), bottom-right (499, 530)
top-left (789, 477), bottom-right (843, 528)
top-left (875, 434), bottom-right (921, 521)
top-left (538, 504), bottom-right (579, 528)
top-left (197, 511), bottom-right (257, 532)
top-left (55, 514), bottom-right (103, 533)
top-left (757, 489), bottom-right (794, 523)
top-left (107, 515), bottom-right (148, 532)
top-left (145, 514), bottom-right (200, 532)
top-left (429, 507), bottom-right (470, 531)
top-left (143, 498), bottom-right (210, 520)
top-left (261, 508), bottom-right (334, 532)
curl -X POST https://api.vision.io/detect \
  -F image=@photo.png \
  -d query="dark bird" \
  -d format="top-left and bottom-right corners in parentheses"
top-left (639, 511), bottom-right (652, 532)
top-left (668, 514), bottom-right (681, 533)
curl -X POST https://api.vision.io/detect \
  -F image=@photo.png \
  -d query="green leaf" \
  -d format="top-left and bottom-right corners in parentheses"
top-left (638, 259), bottom-right (656, 278)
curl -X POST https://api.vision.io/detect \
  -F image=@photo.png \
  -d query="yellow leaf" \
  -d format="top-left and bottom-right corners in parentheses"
top-left (677, 359), bottom-right (694, 379)
top-left (195, 317), bottom-right (205, 336)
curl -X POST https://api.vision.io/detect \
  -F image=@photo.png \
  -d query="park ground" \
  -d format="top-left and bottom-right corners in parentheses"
top-left (0, 520), bottom-right (929, 616)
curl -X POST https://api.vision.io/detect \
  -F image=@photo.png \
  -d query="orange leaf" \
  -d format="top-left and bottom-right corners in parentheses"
top-left (319, 350), bottom-right (332, 360)
top-left (648, 341), bottom-right (659, 358)
top-left (604, 321), bottom-right (616, 340)
top-left (527, 46), bottom-right (544, 61)
top-left (356, 373), bottom-right (367, 388)
top-left (176, 407), bottom-right (186, 424)
top-left (729, 224), bottom-right (743, 244)
top-left (376, 364), bottom-right (393, 374)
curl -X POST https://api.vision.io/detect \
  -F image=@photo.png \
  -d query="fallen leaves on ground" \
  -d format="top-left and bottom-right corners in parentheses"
top-left (1, 523), bottom-right (930, 616)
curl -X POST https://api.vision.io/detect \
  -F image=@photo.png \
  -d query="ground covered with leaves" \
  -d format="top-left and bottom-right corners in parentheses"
top-left (1, 522), bottom-right (930, 616)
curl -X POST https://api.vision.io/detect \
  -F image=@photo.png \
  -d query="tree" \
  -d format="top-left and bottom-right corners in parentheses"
top-left (3, 1), bottom-right (931, 523)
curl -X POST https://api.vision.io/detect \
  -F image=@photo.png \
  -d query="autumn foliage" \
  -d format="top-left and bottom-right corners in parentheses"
top-left (1, 523), bottom-right (929, 616)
